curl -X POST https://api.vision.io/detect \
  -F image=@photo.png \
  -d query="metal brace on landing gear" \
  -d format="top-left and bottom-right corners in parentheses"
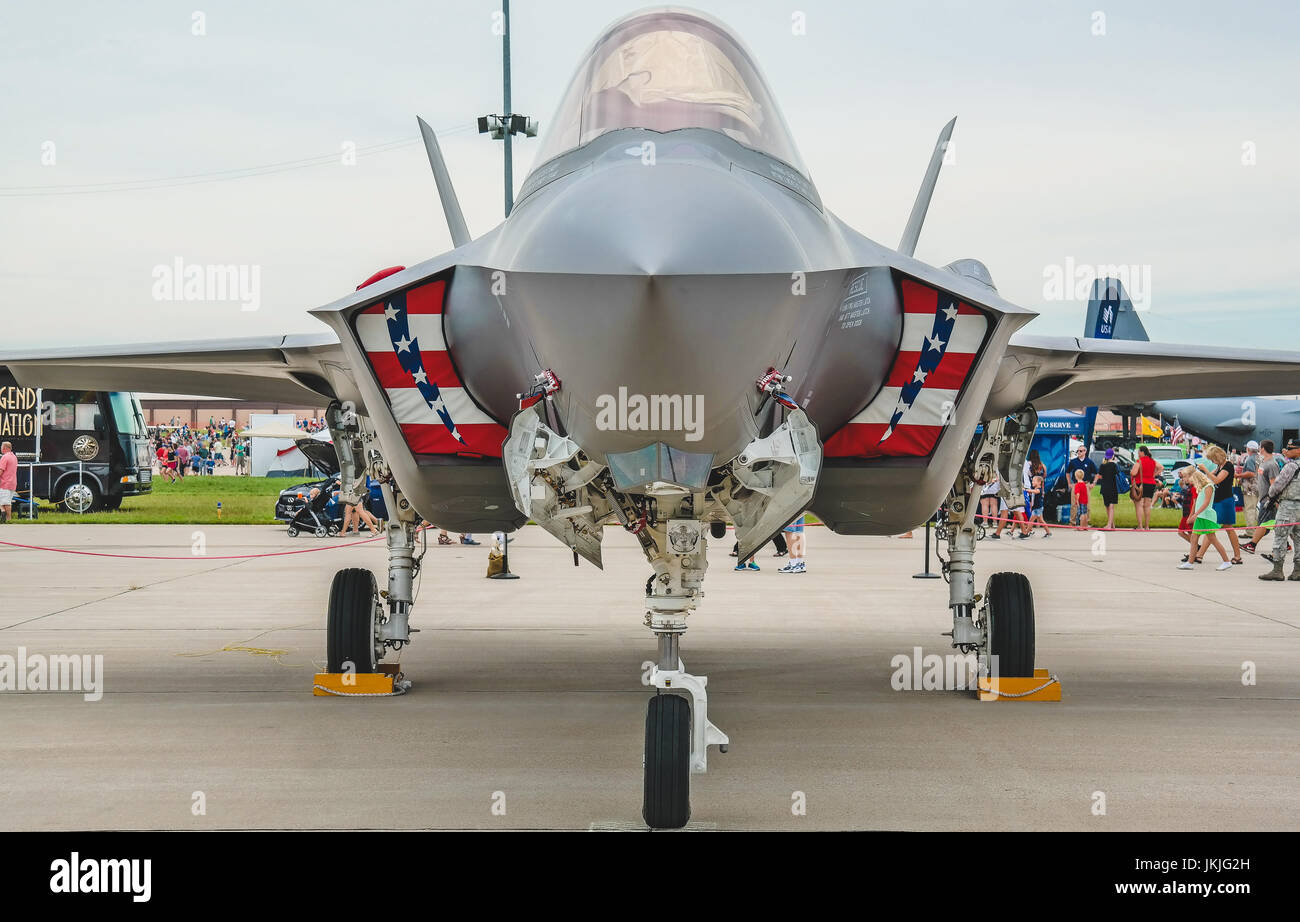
top-left (326, 401), bottom-right (364, 506)
top-left (643, 518), bottom-right (729, 773)
top-left (369, 448), bottom-right (422, 653)
top-left (944, 406), bottom-right (1037, 662)
top-left (648, 657), bottom-right (730, 774)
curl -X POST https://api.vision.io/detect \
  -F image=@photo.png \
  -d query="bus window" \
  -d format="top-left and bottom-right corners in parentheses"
top-left (46, 402), bottom-right (98, 430)
top-left (108, 392), bottom-right (144, 436)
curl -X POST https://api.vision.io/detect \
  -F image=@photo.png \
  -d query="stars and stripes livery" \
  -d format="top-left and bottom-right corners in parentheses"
top-left (354, 278), bottom-right (507, 457)
top-left (825, 277), bottom-right (988, 458)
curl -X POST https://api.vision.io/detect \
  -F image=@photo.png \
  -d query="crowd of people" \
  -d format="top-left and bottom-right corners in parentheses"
top-left (131, 417), bottom-right (1300, 585)
top-left (1181, 438), bottom-right (1300, 580)
top-left (964, 435), bottom-right (1300, 581)
top-left (150, 419), bottom-right (249, 480)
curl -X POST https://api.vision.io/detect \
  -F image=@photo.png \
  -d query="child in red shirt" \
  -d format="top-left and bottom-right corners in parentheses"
top-left (1071, 470), bottom-right (1091, 526)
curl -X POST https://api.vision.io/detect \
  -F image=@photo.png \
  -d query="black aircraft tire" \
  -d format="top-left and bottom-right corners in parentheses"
top-left (643, 693), bottom-right (691, 829)
top-left (326, 568), bottom-right (377, 674)
top-left (986, 571), bottom-right (1035, 677)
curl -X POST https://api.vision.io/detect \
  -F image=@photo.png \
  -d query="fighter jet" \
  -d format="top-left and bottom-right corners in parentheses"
top-left (1084, 278), bottom-right (1300, 450)
top-left (10, 7), bottom-right (1300, 828)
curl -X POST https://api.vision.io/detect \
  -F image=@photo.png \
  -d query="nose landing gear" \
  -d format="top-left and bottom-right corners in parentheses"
top-left (638, 522), bottom-right (730, 829)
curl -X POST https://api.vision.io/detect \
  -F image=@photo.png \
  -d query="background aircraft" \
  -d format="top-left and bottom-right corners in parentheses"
top-left (1084, 278), bottom-right (1300, 450)
top-left (8, 7), bottom-right (1300, 828)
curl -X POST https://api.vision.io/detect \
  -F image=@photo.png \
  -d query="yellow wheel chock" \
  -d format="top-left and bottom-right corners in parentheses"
top-left (313, 664), bottom-right (409, 697)
top-left (977, 668), bottom-right (1061, 702)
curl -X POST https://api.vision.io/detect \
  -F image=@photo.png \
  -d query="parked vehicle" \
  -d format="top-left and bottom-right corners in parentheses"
top-left (0, 367), bottom-right (153, 513)
top-left (273, 438), bottom-right (341, 522)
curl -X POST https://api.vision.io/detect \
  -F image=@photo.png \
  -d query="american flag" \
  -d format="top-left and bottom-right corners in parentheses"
top-left (355, 278), bottom-right (507, 457)
top-left (825, 277), bottom-right (988, 458)
top-left (1170, 418), bottom-right (1185, 445)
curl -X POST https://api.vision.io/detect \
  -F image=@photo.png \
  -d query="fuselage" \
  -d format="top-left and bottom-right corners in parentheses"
top-left (1151, 397), bottom-right (1300, 450)
top-left (444, 126), bottom-right (904, 467)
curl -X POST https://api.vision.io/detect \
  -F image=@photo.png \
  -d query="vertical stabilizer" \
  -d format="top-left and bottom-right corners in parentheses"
top-left (898, 117), bottom-right (956, 257)
top-left (417, 116), bottom-right (472, 248)
top-left (1084, 277), bottom-right (1149, 341)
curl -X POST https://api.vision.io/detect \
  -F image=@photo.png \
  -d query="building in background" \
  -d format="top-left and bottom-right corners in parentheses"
top-left (138, 395), bottom-right (327, 429)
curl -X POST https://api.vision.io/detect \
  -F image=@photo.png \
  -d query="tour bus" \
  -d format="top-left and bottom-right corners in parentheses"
top-left (0, 367), bottom-right (153, 513)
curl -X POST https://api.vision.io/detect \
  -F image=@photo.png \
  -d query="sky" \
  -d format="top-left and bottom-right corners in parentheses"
top-left (0, 0), bottom-right (1296, 351)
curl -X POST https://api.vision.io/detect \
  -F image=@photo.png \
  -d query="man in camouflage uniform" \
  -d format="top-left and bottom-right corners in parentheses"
top-left (1260, 439), bottom-right (1300, 581)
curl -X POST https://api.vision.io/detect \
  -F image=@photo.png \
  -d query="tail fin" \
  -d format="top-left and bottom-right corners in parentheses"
top-left (1084, 277), bottom-right (1149, 342)
top-left (898, 117), bottom-right (956, 257)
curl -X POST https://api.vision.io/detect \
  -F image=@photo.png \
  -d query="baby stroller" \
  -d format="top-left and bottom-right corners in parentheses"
top-left (286, 482), bottom-right (341, 538)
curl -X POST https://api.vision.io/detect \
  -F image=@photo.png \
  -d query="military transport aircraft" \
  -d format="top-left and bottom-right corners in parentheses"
top-left (9, 8), bottom-right (1300, 828)
top-left (1083, 279), bottom-right (1300, 450)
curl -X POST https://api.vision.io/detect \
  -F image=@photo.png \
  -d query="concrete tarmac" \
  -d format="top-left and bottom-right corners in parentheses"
top-left (1, 524), bottom-right (1297, 830)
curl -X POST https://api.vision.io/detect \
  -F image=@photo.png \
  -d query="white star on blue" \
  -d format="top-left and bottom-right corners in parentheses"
top-left (879, 294), bottom-right (959, 445)
top-left (383, 291), bottom-right (465, 445)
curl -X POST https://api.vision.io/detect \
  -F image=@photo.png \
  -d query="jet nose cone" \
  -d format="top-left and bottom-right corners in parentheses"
top-left (503, 158), bottom-right (811, 276)
top-left (506, 270), bottom-right (815, 463)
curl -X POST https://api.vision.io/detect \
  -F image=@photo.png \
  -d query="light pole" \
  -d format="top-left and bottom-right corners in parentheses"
top-left (478, 0), bottom-right (537, 217)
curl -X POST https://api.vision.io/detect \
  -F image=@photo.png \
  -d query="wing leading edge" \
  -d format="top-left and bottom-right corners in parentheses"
top-left (3, 332), bottom-right (345, 406)
top-left (984, 334), bottom-right (1300, 419)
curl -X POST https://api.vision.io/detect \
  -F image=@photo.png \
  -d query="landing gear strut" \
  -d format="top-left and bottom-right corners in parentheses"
top-left (322, 407), bottom-right (422, 676)
top-left (944, 407), bottom-right (1038, 678)
top-left (500, 396), bottom-right (820, 827)
top-left (639, 519), bottom-right (729, 829)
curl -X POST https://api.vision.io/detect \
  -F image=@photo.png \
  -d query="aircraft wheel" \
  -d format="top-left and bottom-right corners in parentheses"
top-left (643, 693), bottom-right (691, 829)
top-left (327, 568), bottom-right (378, 673)
top-left (985, 571), bottom-right (1035, 677)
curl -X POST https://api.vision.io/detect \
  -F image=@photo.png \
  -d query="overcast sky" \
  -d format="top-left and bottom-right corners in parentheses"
top-left (1, 0), bottom-right (1296, 351)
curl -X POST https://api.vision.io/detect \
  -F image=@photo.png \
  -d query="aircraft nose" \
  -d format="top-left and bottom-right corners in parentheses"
top-left (502, 158), bottom-right (812, 276)
top-left (505, 269), bottom-right (814, 463)
top-left (486, 154), bottom-right (833, 462)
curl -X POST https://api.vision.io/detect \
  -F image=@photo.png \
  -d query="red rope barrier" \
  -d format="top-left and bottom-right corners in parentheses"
top-left (0, 533), bottom-right (388, 560)
top-left (972, 512), bottom-right (1292, 533)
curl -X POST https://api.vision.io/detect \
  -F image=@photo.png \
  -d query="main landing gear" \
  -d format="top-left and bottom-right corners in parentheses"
top-left (944, 408), bottom-right (1039, 679)
top-left (322, 405), bottom-right (421, 680)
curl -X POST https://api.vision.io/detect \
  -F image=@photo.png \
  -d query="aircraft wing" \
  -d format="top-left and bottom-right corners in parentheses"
top-left (2, 332), bottom-right (345, 406)
top-left (984, 334), bottom-right (1300, 418)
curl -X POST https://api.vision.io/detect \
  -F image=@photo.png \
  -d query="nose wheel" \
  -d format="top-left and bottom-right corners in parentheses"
top-left (643, 693), bottom-right (692, 829)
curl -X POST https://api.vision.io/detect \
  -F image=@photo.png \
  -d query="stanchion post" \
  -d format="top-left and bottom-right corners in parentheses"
top-left (913, 516), bottom-right (941, 579)
top-left (489, 530), bottom-right (520, 580)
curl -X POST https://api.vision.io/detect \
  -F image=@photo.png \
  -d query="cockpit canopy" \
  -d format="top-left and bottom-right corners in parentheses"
top-left (533, 7), bottom-right (808, 177)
